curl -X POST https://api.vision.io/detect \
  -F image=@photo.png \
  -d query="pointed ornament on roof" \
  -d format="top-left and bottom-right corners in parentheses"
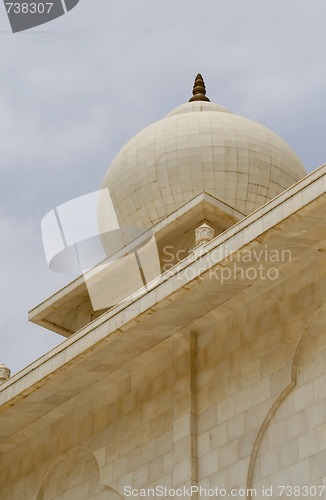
top-left (189, 73), bottom-right (210, 102)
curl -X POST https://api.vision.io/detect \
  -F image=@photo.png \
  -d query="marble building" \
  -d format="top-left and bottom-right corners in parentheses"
top-left (1, 75), bottom-right (326, 499)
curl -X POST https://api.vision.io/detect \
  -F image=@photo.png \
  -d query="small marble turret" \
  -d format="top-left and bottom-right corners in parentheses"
top-left (0, 363), bottom-right (11, 384)
top-left (195, 223), bottom-right (214, 246)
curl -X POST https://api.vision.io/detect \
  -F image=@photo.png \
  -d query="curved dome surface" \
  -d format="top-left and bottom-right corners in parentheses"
top-left (101, 99), bottom-right (306, 232)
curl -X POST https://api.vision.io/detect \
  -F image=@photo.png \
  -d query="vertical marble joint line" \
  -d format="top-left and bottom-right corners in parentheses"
top-left (190, 330), bottom-right (199, 497)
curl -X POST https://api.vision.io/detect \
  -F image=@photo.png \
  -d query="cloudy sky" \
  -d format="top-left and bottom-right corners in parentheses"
top-left (1, 0), bottom-right (326, 375)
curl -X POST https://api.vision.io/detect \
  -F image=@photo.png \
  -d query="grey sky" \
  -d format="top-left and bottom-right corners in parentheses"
top-left (1, 0), bottom-right (326, 374)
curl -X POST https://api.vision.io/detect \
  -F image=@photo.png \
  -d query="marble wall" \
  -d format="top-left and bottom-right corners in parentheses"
top-left (1, 264), bottom-right (326, 499)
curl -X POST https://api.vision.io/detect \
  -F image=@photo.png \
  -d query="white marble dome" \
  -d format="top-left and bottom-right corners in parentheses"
top-left (101, 77), bottom-right (306, 232)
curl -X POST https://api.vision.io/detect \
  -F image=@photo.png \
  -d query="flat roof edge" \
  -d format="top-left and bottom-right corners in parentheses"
top-left (2, 165), bottom-right (326, 407)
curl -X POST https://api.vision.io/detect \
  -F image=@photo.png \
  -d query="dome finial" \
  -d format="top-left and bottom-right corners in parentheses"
top-left (189, 73), bottom-right (210, 102)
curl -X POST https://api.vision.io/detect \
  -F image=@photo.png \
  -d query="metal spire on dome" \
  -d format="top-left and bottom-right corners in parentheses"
top-left (189, 73), bottom-right (210, 102)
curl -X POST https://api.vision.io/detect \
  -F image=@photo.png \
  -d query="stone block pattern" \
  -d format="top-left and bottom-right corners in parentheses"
top-left (100, 102), bottom-right (306, 234)
top-left (1, 258), bottom-right (326, 499)
top-left (195, 262), bottom-right (326, 498)
top-left (0, 331), bottom-right (196, 499)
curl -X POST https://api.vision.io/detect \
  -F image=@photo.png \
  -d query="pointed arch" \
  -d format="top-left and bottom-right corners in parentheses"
top-left (37, 447), bottom-right (123, 500)
top-left (246, 303), bottom-right (326, 499)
